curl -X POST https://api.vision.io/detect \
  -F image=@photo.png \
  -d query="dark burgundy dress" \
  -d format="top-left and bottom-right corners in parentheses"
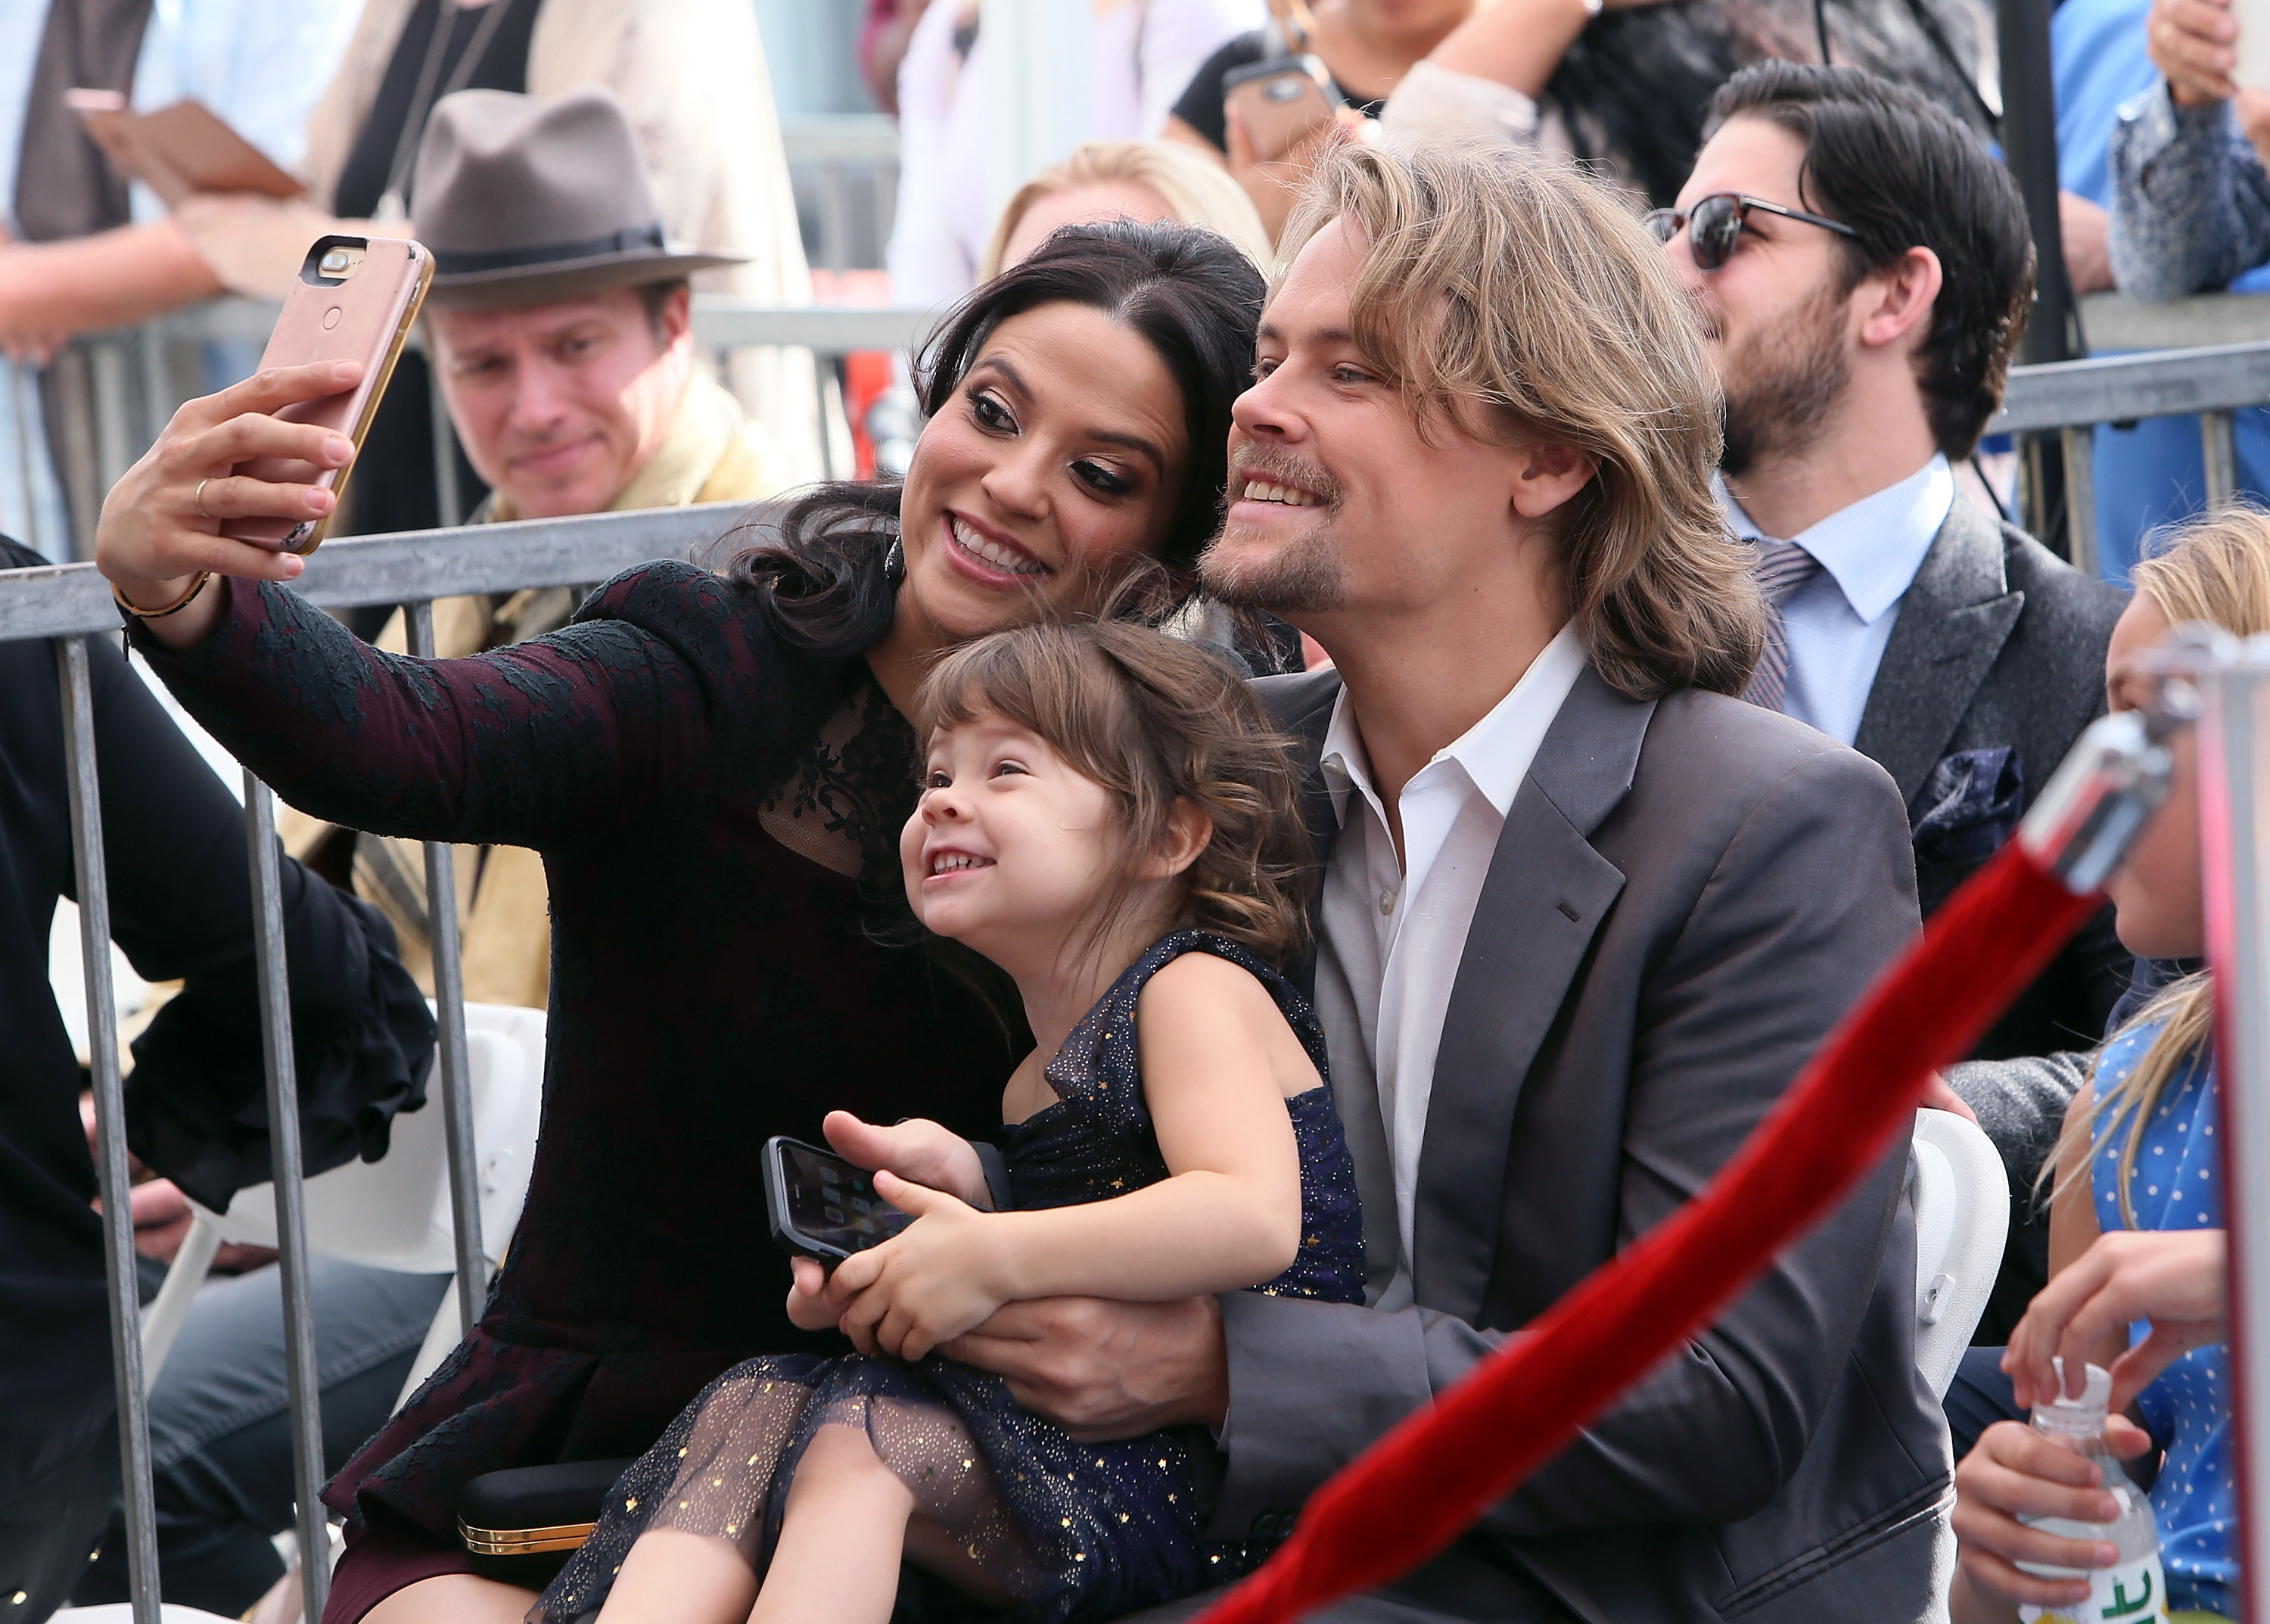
top-left (129, 561), bottom-right (1024, 1610)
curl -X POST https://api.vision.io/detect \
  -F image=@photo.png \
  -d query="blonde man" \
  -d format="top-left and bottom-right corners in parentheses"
top-left (875, 142), bottom-right (1949, 1620)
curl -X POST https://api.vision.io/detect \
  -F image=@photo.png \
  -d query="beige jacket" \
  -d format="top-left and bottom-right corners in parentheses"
top-left (180, 0), bottom-right (826, 481)
top-left (284, 370), bottom-right (786, 1009)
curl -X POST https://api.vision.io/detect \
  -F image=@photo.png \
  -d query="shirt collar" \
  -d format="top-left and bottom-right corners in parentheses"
top-left (1320, 621), bottom-right (1588, 825)
top-left (1716, 453), bottom-right (1953, 626)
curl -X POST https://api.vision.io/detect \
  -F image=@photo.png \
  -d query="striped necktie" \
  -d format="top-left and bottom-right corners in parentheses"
top-left (1743, 538), bottom-right (1824, 712)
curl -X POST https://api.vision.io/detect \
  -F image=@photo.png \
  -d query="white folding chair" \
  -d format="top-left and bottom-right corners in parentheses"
top-left (1911, 1106), bottom-right (2010, 1399)
top-left (141, 1003), bottom-right (546, 1408)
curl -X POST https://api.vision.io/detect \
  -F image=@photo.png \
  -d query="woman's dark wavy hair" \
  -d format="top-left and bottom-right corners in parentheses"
top-left (726, 219), bottom-right (1266, 656)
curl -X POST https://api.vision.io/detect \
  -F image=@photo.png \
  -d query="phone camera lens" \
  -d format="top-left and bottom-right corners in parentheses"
top-left (1267, 79), bottom-right (1300, 101)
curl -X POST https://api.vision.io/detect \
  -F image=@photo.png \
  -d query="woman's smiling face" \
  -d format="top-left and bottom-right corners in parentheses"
top-left (896, 302), bottom-right (1191, 642)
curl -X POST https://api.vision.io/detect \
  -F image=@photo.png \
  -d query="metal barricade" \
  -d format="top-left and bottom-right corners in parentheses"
top-left (5, 502), bottom-right (745, 1624)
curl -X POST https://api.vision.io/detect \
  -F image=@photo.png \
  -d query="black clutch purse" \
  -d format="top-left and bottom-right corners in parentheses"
top-left (456, 1458), bottom-right (636, 1586)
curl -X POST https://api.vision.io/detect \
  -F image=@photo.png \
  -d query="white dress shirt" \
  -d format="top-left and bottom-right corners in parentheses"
top-left (1313, 623), bottom-right (1588, 1309)
top-left (1719, 454), bottom-right (1954, 746)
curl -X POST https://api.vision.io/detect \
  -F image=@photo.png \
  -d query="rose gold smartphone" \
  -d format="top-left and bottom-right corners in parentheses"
top-left (224, 235), bottom-right (433, 555)
top-left (1222, 56), bottom-right (1339, 162)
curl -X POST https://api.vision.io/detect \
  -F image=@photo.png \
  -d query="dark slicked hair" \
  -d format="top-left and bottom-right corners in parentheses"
top-left (726, 219), bottom-right (1266, 656)
top-left (1706, 61), bottom-right (2035, 459)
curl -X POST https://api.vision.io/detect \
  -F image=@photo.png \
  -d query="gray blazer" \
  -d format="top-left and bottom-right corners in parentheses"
top-left (1186, 666), bottom-right (1948, 1623)
top-left (1857, 496), bottom-right (2129, 1062)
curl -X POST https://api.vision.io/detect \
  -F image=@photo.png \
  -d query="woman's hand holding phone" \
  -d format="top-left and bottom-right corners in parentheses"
top-left (1225, 100), bottom-right (1367, 244)
top-left (95, 361), bottom-right (361, 648)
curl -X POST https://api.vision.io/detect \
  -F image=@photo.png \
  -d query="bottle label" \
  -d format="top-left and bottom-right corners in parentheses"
top-left (2018, 1553), bottom-right (2169, 1622)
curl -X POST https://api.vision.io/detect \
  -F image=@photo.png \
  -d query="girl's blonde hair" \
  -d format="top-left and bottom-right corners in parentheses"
top-left (913, 616), bottom-right (1314, 971)
top-left (2054, 507), bottom-right (2270, 1224)
top-left (981, 139), bottom-right (1274, 282)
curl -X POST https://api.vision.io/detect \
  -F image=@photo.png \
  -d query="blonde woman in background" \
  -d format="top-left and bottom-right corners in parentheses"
top-left (982, 138), bottom-right (1273, 278)
top-left (1949, 510), bottom-right (2270, 1624)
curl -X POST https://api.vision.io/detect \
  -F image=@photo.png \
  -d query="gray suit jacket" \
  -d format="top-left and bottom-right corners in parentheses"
top-left (1855, 498), bottom-right (2128, 1341)
top-left (1856, 496), bottom-right (2129, 1061)
top-left (1199, 666), bottom-right (1948, 1623)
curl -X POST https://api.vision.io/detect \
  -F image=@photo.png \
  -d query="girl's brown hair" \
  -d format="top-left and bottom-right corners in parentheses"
top-left (913, 618), bottom-right (1314, 970)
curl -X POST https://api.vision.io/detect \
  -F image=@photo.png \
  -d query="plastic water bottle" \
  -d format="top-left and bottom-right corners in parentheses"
top-left (2016, 1359), bottom-right (2169, 1623)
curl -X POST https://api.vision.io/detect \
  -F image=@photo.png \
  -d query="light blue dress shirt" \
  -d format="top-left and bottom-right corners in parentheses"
top-left (0, 0), bottom-right (354, 556)
top-left (1720, 454), bottom-right (1954, 748)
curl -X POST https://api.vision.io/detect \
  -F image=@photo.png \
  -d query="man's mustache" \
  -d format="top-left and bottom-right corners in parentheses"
top-left (1226, 446), bottom-right (1344, 510)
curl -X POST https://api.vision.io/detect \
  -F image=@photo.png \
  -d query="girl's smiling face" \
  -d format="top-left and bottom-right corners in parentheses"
top-left (900, 711), bottom-right (1128, 969)
top-left (894, 302), bottom-right (1190, 646)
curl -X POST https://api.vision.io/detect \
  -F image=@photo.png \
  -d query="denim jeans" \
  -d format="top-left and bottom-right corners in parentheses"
top-left (76, 1258), bottom-right (451, 1617)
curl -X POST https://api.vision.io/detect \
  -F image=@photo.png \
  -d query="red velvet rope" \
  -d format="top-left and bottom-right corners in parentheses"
top-left (1196, 839), bottom-right (2102, 1624)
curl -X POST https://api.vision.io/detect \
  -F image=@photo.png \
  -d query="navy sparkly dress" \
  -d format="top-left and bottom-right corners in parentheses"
top-left (533, 930), bottom-right (1365, 1624)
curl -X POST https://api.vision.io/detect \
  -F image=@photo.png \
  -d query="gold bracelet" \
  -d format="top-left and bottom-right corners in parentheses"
top-left (113, 571), bottom-right (213, 620)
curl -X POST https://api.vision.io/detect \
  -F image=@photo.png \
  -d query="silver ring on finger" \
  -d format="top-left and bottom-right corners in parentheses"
top-left (193, 478), bottom-right (213, 520)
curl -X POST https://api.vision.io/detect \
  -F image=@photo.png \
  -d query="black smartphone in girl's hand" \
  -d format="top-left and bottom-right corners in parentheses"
top-left (763, 1135), bottom-right (913, 1263)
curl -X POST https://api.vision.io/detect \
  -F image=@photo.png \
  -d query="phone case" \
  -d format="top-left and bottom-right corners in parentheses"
top-left (223, 235), bottom-right (432, 555)
top-left (1223, 55), bottom-right (1339, 162)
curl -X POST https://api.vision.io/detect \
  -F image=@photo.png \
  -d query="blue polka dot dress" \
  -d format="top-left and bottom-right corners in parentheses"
top-left (2090, 1020), bottom-right (2235, 1619)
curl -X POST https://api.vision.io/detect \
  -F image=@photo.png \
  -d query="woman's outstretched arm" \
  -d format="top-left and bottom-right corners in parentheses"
top-left (97, 365), bottom-right (764, 850)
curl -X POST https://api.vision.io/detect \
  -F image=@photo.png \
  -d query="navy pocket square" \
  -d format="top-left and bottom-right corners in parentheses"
top-left (1913, 745), bottom-right (2023, 867)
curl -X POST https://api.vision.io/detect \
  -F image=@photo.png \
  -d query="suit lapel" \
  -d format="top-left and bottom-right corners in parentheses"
top-left (1255, 667), bottom-right (1346, 991)
top-left (1852, 500), bottom-right (2024, 811)
top-left (1413, 667), bottom-right (1650, 1320)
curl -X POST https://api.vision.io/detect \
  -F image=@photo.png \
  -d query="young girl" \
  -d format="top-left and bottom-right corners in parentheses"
top-left (1950, 511), bottom-right (2270, 1624)
top-left (534, 618), bottom-right (1364, 1624)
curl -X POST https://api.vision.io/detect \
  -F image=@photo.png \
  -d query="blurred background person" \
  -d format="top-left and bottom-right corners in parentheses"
top-left (1161, 0), bottom-right (1477, 241)
top-left (286, 84), bottom-right (795, 1016)
top-left (857, 0), bottom-right (932, 116)
top-left (887, 0), bottom-right (1261, 308)
top-left (0, 0), bottom-right (358, 557)
top-left (1367, 0), bottom-right (1995, 204)
top-left (1, 0), bottom-right (822, 549)
top-left (981, 136), bottom-right (1273, 278)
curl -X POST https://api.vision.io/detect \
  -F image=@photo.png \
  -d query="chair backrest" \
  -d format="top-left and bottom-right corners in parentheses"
top-left (1911, 1106), bottom-right (2010, 1398)
top-left (194, 1003), bottom-right (546, 1273)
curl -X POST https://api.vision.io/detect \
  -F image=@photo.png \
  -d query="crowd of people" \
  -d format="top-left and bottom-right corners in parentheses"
top-left (5, 0), bottom-right (2270, 1622)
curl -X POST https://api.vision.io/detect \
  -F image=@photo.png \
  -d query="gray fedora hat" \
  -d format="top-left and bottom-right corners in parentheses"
top-left (412, 84), bottom-right (743, 309)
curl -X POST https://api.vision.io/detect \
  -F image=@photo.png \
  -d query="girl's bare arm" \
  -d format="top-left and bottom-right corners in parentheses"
top-left (830, 955), bottom-right (1314, 1359)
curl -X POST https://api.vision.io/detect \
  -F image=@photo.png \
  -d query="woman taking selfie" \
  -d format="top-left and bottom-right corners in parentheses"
top-left (94, 219), bottom-right (1264, 1624)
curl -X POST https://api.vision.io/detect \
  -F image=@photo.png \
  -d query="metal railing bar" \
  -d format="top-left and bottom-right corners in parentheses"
top-left (61, 634), bottom-right (163, 1624)
top-left (427, 366), bottom-right (464, 530)
top-left (2079, 291), bottom-right (2270, 350)
top-left (11, 362), bottom-right (43, 558)
top-left (405, 600), bottom-right (487, 1336)
top-left (0, 501), bottom-right (764, 641)
top-left (123, 299), bottom-right (937, 357)
top-left (2060, 424), bottom-right (2100, 577)
top-left (1995, 341), bottom-right (2270, 435)
top-left (2199, 660), bottom-right (2270, 1624)
top-left (242, 770), bottom-right (330, 1623)
top-left (2205, 409), bottom-right (2241, 507)
top-left (779, 113), bottom-right (901, 167)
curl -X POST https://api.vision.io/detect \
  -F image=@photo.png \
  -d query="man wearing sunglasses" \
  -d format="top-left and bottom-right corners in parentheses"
top-left (1659, 62), bottom-right (2130, 1321)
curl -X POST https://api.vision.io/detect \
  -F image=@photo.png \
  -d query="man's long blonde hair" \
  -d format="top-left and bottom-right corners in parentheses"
top-left (1276, 140), bottom-right (1765, 700)
top-left (2051, 509), bottom-right (2270, 1225)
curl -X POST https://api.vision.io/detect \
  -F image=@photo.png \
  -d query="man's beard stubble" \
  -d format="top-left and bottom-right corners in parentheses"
top-left (1196, 451), bottom-right (1348, 614)
top-left (1718, 276), bottom-right (1851, 481)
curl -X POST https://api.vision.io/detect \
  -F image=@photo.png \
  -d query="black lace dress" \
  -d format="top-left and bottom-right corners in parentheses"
top-left (126, 561), bottom-right (1028, 1563)
top-left (533, 931), bottom-right (1365, 1624)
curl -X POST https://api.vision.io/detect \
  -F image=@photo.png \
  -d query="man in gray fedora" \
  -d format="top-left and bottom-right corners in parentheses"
top-left (289, 82), bottom-right (798, 1016)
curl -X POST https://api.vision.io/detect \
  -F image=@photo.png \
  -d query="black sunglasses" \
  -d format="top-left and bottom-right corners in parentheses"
top-left (1642, 192), bottom-right (1859, 272)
